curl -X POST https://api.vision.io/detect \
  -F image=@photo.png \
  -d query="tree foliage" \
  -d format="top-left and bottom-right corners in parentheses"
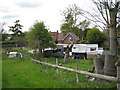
top-left (86, 28), bottom-right (106, 46)
top-left (26, 21), bottom-right (56, 51)
top-left (15, 36), bottom-right (27, 47)
top-left (60, 4), bottom-right (90, 40)
top-left (9, 20), bottom-right (23, 36)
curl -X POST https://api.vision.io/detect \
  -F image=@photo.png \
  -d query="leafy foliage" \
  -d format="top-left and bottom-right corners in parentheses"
top-left (60, 4), bottom-right (90, 40)
top-left (2, 34), bottom-right (9, 41)
top-left (26, 21), bottom-right (56, 50)
top-left (15, 36), bottom-right (27, 47)
top-left (9, 20), bottom-right (23, 36)
top-left (86, 28), bottom-right (106, 46)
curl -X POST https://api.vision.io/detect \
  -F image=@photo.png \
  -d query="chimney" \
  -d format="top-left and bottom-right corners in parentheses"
top-left (56, 30), bottom-right (59, 40)
top-left (62, 30), bottom-right (67, 37)
top-left (57, 30), bottom-right (58, 34)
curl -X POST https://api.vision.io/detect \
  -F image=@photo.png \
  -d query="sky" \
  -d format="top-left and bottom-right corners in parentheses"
top-left (0, 0), bottom-right (92, 33)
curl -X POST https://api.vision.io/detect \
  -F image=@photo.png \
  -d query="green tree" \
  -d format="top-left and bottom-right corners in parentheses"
top-left (60, 4), bottom-right (90, 40)
top-left (9, 20), bottom-right (23, 36)
top-left (15, 35), bottom-right (27, 47)
top-left (26, 21), bottom-right (56, 58)
top-left (86, 28), bottom-right (106, 46)
top-left (2, 34), bottom-right (9, 41)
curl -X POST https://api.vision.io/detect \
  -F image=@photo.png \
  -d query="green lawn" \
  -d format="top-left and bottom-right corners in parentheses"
top-left (2, 50), bottom-right (117, 88)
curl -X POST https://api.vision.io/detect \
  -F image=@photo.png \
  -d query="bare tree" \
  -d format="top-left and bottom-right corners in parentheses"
top-left (0, 22), bottom-right (6, 34)
top-left (81, 0), bottom-right (120, 59)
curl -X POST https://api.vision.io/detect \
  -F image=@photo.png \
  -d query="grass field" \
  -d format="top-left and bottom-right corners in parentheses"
top-left (2, 49), bottom-right (117, 88)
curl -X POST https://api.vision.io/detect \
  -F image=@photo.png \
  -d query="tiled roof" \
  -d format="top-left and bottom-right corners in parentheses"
top-left (50, 32), bottom-right (58, 41)
top-left (62, 32), bottom-right (79, 41)
top-left (57, 33), bottom-right (65, 41)
top-left (50, 31), bottom-right (79, 42)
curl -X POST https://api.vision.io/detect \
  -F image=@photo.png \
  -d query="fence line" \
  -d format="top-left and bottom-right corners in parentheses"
top-left (31, 58), bottom-right (119, 82)
top-left (31, 58), bottom-right (120, 89)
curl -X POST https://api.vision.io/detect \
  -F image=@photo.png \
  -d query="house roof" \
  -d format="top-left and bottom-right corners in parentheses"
top-left (62, 32), bottom-right (79, 41)
top-left (50, 32), bottom-right (58, 41)
top-left (57, 33), bottom-right (66, 41)
top-left (50, 31), bottom-right (79, 42)
top-left (8, 37), bottom-right (14, 40)
top-left (70, 32), bottom-right (79, 41)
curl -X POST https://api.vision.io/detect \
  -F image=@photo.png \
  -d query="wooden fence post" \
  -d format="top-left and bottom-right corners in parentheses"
top-left (31, 58), bottom-right (32, 61)
top-left (27, 54), bottom-right (28, 59)
top-left (14, 55), bottom-right (16, 62)
top-left (117, 66), bottom-right (120, 89)
top-left (56, 58), bottom-right (59, 75)
top-left (47, 59), bottom-right (48, 73)
top-left (40, 60), bottom-right (42, 70)
top-left (76, 62), bottom-right (79, 84)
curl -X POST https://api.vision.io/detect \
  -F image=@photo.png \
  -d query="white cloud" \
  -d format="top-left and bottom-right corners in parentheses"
top-left (0, 0), bottom-right (92, 33)
top-left (17, 2), bottom-right (42, 8)
top-left (2, 15), bottom-right (19, 19)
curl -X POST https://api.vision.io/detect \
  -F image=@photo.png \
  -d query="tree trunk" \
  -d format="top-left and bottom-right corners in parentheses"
top-left (94, 57), bottom-right (104, 74)
top-left (64, 45), bottom-right (70, 63)
top-left (109, 8), bottom-right (117, 61)
top-left (64, 43), bottom-right (73, 63)
top-left (38, 48), bottom-right (42, 60)
top-left (104, 55), bottom-right (117, 77)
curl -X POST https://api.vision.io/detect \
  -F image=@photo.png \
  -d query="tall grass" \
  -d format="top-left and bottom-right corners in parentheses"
top-left (2, 49), bottom-right (117, 88)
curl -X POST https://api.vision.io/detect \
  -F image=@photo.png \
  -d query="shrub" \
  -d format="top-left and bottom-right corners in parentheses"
top-left (44, 52), bottom-right (64, 58)
top-left (80, 40), bottom-right (88, 44)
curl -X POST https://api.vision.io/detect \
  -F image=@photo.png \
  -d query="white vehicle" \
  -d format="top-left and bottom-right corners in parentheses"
top-left (57, 44), bottom-right (104, 56)
top-left (9, 52), bottom-right (18, 58)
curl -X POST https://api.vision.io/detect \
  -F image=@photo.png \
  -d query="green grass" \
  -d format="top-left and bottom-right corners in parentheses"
top-left (2, 50), bottom-right (117, 88)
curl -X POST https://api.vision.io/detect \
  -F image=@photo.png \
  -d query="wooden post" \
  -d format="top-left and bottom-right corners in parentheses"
top-left (40, 60), bottom-right (42, 70)
top-left (31, 58), bottom-right (33, 62)
top-left (56, 58), bottom-right (59, 75)
top-left (117, 66), bottom-right (120, 89)
top-left (27, 54), bottom-right (28, 59)
top-left (84, 56), bottom-right (85, 60)
top-left (76, 62), bottom-right (79, 84)
top-left (47, 59), bottom-right (48, 73)
top-left (14, 55), bottom-right (16, 62)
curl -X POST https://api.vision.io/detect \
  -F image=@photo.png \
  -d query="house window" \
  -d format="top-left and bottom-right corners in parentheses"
top-left (90, 48), bottom-right (96, 51)
top-left (69, 37), bottom-right (73, 42)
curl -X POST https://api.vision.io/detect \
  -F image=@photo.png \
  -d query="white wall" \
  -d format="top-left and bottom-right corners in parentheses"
top-left (57, 44), bottom-right (99, 55)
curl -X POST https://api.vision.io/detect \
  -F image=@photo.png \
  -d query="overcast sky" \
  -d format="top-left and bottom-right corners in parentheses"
top-left (0, 0), bottom-right (92, 33)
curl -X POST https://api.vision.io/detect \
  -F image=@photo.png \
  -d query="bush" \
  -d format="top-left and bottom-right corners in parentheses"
top-left (44, 52), bottom-right (64, 58)
top-left (80, 40), bottom-right (88, 44)
top-left (86, 27), bottom-right (106, 46)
